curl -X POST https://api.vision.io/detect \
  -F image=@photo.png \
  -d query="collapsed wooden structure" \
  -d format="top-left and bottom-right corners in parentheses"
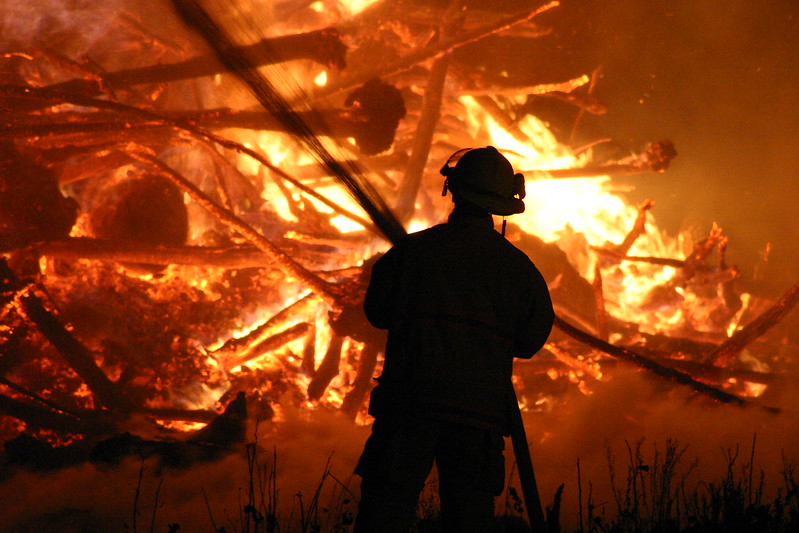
top-left (0, 0), bottom-right (795, 467)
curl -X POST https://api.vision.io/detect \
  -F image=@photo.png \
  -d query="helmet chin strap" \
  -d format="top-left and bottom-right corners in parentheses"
top-left (501, 217), bottom-right (507, 237)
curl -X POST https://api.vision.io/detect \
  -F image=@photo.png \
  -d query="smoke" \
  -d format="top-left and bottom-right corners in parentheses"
top-left (2, 371), bottom-right (796, 532)
top-left (585, 1), bottom-right (799, 295)
top-left (525, 367), bottom-right (799, 530)
top-left (2, 1), bottom-right (797, 530)
top-left (0, 402), bottom-right (372, 532)
top-left (0, 0), bottom-right (123, 56)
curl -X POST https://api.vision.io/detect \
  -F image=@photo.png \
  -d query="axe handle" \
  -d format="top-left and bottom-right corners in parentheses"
top-left (509, 386), bottom-right (547, 532)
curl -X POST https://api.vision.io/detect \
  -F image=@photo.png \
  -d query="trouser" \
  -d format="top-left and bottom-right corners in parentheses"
top-left (353, 416), bottom-right (505, 533)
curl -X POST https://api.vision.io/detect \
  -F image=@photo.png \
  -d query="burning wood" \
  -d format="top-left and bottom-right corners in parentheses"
top-left (706, 279), bottom-right (799, 367)
top-left (2, 259), bottom-right (135, 413)
top-left (551, 316), bottom-right (754, 409)
top-left (228, 322), bottom-right (313, 370)
top-left (529, 140), bottom-right (677, 178)
top-left (1, 78), bottom-right (405, 156)
top-left (314, 1), bottom-right (561, 100)
top-left (0, 0), bottom-right (793, 460)
top-left (0, 142), bottom-right (78, 252)
top-left (47, 27), bottom-right (347, 98)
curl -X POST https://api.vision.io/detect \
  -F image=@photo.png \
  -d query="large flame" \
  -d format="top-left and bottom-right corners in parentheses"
top-left (458, 95), bottom-right (699, 335)
top-left (0, 0), bottom-right (773, 450)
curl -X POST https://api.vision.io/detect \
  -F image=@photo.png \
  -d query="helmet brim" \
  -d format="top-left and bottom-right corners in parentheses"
top-left (453, 189), bottom-right (525, 216)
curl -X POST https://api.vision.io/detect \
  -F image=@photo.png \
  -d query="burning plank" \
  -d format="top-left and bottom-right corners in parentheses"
top-left (43, 27), bottom-right (348, 101)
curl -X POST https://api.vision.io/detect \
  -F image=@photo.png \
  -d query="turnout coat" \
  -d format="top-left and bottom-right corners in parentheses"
top-left (364, 211), bottom-right (554, 433)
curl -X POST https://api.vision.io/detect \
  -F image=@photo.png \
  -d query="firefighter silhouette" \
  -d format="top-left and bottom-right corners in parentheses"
top-left (354, 147), bottom-right (554, 532)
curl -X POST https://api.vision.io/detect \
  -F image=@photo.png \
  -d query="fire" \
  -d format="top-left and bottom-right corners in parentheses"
top-left (0, 0), bottom-right (784, 457)
top-left (460, 94), bottom-right (695, 335)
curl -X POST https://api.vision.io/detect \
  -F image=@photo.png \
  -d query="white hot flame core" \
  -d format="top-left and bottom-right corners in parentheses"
top-left (458, 95), bottom-right (692, 334)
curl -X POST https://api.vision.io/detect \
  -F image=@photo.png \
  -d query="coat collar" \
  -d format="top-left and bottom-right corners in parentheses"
top-left (446, 209), bottom-right (494, 229)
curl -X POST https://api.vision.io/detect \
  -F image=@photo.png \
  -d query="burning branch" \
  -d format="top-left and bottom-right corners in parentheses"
top-left (214, 295), bottom-right (318, 358)
top-left (341, 342), bottom-right (380, 419)
top-left (128, 150), bottom-right (342, 306)
top-left (316, 1), bottom-right (561, 99)
top-left (552, 315), bottom-right (771, 410)
top-left (0, 375), bottom-right (81, 420)
top-left (592, 223), bottom-right (741, 280)
top-left (16, 291), bottom-right (136, 413)
top-left (529, 140), bottom-right (677, 178)
top-left (36, 238), bottom-right (303, 270)
top-left (682, 222), bottom-right (726, 281)
top-left (3, 78), bottom-right (406, 156)
top-left (307, 334), bottom-right (344, 402)
top-left (590, 251), bottom-right (685, 269)
top-left (227, 323), bottom-right (313, 370)
top-left (1, 260), bottom-right (135, 413)
top-left (395, 0), bottom-right (463, 223)
top-left (592, 262), bottom-right (609, 341)
top-left (706, 279), bottom-right (799, 367)
top-left (602, 199), bottom-right (656, 260)
top-left (0, 393), bottom-right (112, 436)
top-left (22, 28), bottom-right (346, 108)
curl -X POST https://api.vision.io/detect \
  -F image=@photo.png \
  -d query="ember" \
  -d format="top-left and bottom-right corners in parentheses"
top-left (1, 1), bottom-right (798, 531)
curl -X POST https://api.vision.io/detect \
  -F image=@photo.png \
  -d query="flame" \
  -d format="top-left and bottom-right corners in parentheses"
top-left (459, 95), bottom-right (690, 334)
top-left (306, 0), bottom-right (382, 18)
top-left (0, 0), bottom-right (777, 452)
top-left (460, 94), bottom-right (641, 252)
top-left (314, 70), bottom-right (328, 87)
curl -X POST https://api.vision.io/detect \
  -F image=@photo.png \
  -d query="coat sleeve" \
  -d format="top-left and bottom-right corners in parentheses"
top-left (363, 247), bottom-right (401, 330)
top-left (513, 266), bottom-right (555, 358)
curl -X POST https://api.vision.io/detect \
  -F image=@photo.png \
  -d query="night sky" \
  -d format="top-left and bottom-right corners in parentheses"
top-left (583, 1), bottom-right (799, 297)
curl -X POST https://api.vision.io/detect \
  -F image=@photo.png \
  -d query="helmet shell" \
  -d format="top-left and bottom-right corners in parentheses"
top-left (441, 146), bottom-right (525, 215)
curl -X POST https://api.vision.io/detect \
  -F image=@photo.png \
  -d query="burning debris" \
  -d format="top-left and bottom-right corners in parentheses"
top-left (0, 0), bottom-right (796, 475)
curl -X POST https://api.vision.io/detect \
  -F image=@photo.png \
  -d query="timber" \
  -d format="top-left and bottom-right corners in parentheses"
top-left (17, 28), bottom-right (347, 109)
top-left (707, 279), bottom-right (799, 366)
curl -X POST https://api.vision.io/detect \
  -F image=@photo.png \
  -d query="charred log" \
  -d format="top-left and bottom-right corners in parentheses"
top-left (87, 173), bottom-right (189, 273)
top-left (2, 259), bottom-right (135, 412)
top-left (529, 141), bottom-right (677, 178)
top-left (552, 315), bottom-right (770, 410)
top-left (341, 342), bottom-right (380, 420)
top-left (5, 80), bottom-right (406, 156)
top-left (0, 141), bottom-right (78, 252)
top-left (307, 334), bottom-right (344, 402)
top-left (706, 279), bottom-right (799, 367)
top-left (11, 28), bottom-right (347, 112)
top-left (187, 391), bottom-right (247, 447)
top-left (17, 291), bottom-right (136, 412)
top-left (0, 394), bottom-right (113, 438)
top-left (2, 433), bottom-right (94, 474)
top-left (90, 393), bottom-right (247, 469)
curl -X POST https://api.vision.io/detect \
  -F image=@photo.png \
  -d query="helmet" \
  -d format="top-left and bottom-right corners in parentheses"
top-left (439, 146), bottom-right (526, 215)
